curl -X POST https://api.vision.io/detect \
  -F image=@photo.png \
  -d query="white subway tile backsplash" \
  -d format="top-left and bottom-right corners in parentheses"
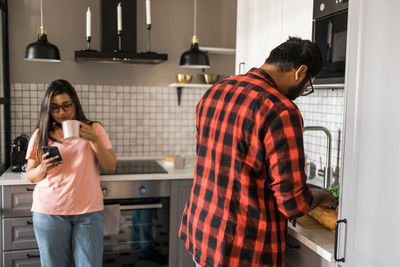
top-left (295, 88), bottom-right (345, 171)
top-left (11, 83), bottom-right (207, 158)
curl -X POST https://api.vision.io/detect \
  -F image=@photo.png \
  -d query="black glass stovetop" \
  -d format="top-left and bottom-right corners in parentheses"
top-left (100, 160), bottom-right (167, 175)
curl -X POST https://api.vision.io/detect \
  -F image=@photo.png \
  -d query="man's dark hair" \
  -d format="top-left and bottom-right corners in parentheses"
top-left (265, 37), bottom-right (322, 78)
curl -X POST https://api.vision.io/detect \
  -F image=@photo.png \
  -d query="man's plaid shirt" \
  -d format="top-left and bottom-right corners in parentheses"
top-left (179, 68), bottom-right (313, 267)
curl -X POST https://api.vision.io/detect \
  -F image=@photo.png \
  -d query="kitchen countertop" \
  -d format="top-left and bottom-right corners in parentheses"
top-left (0, 157), bottom-right (195, 186)
top-left (288, 220), bottom-right (335, 262)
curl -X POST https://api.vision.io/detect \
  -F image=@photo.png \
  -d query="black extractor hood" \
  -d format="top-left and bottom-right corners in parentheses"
top-left (75, 0), bottom-right (167, 64)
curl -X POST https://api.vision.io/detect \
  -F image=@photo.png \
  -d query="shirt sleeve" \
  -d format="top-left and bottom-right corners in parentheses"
top-left (264, 108), bottom-right (313, 218)
top-left (93, 123), bottom-right (113, 150)
top-left (26, 129), bottom-right (39, 161)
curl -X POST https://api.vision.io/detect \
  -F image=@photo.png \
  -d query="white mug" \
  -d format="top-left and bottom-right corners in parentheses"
top-left (62, 120), bottom-right (80, 139)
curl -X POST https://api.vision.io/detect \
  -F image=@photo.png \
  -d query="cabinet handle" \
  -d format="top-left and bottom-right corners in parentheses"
top-left (27, 253), bottom-right (40, 258)
top-left (26, 187), bottom-right (34, 191)
top-left (287, 242), bottom-right (300, 249)
top-left (26, 220), bottom-right (33, 225)
top-left (334, 218), bottom-right (347, 262)
top-left (239, 62), bottom-right (245, 74)
top-left (119, 203), bottom-right (163, 210)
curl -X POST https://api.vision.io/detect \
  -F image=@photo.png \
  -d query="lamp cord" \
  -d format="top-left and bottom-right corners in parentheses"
top-left (193, 0), bottom-right (197, 36)
top-left (40, 0), bottom-right (43, 27)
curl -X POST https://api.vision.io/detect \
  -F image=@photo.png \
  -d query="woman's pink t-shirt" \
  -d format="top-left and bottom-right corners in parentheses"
top-left (26, 122), bottom-right (112, 215)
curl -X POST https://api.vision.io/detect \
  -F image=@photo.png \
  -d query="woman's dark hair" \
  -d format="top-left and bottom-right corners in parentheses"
top-left (265, 37), bottom-right (322, 78)
top-left (35, 79), bottom-right (92, 161)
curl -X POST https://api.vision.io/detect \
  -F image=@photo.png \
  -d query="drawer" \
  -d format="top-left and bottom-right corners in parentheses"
top-left (3, 249), bottom-right (40, 267)
top-left (2, 217), bottom-right (38, 251)
top-left (2, 185), bottom-right (35, 218)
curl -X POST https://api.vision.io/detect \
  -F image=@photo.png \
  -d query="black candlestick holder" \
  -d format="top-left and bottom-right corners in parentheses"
top-left (142, 24), bottom-right (156, 54)
top-left (114, 31), bottom-right (126, 52)
top-left (82, 36), bottom-right (97, 52)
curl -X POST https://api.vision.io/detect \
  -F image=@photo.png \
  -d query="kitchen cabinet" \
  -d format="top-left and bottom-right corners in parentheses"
top-left (235, 0), bottom-right (312, 75)
top-left (335, 1), bottom-right (400, 266)
top-left (169, 179), bottom-right (194, 267)
top-left (280, 0), bottom-right (313, 41)
top-left (1, 185), bottom-right (39, 267)
top-left (235, 0), bottom-right (281, 74)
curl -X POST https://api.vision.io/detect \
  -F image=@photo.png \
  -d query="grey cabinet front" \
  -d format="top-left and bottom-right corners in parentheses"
top-left (170, 180), bottom-right (195, 267)
top-left (3, 249), bottom-right (40, 267)
top-left (2, 217), bottom-right (37, 251)
top-left (2, 185), bottom-right (34, 218)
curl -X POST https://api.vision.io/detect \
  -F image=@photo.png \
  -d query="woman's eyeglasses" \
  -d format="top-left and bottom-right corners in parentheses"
top-left (50, 102), bottom-right (73, 113)
top-left (302, 75), bottom-right (315, 96)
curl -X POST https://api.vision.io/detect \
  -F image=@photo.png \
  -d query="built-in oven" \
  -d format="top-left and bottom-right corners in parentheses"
top-left (312, 0), bottom-right (348, 85)
top-left (101, 160), bottom-right (170, 267)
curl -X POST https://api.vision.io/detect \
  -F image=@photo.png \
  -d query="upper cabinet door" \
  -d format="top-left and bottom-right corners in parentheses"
top-left (235, 0), bottom-right (283, 75)
top-left (235, 0), bottom-right (313, 75)
top-left (281, 0), bottom-right (313, 41)
top-left (339, 0), bottom-right (400, 266)
top-left (235, 0), bottom-right (250, 74)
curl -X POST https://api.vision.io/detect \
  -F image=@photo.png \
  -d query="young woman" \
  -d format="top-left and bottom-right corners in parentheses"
top-left (25, 79), bottom-right (116, 267)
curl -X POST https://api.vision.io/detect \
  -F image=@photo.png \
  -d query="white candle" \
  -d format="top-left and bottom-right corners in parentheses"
top-left (86, 7), bottom-right (91, 38)
top-left (146, 0), bottom-right (151, 25)
top-left (117, 2), bottom-right (122, 32)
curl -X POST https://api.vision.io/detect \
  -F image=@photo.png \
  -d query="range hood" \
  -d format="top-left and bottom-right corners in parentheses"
top-left (74, 0), bottom-right (167, 64)
top-left (74, 51), bottom-right (167, 64)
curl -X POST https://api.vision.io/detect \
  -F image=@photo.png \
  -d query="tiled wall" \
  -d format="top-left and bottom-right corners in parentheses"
top-left (11, 83), bottom-right (208, 158)
top-left (295, 88), bottom-right (345, 172)
top-left (11, 83), bottom-right (345, 167)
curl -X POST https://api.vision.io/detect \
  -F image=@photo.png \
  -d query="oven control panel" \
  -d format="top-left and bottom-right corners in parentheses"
top-left (101, 180), bottom-right (171, 199)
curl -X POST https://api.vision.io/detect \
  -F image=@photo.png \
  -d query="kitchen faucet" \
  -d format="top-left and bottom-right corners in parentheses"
top-left (303, 126), bottom-right (333, 188)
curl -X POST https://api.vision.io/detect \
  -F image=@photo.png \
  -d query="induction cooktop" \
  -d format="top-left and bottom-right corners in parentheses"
top-left (100, 160), bottom-right (167, 175)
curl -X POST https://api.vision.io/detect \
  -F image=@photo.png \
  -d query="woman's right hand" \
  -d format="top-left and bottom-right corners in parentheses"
top-left (26, 154), bottom-right (61, 183)
top-left (39, 153), bottom-right (61, 173)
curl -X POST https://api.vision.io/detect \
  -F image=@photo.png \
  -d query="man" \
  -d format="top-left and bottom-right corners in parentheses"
top-left (179, 37), bottom-right (337, 267)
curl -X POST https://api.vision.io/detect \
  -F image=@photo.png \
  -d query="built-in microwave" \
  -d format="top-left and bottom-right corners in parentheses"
top-left (312, 0), bottom-right (348, 85)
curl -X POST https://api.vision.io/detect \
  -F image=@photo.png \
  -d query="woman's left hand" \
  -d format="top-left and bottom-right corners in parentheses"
top-left (79, 123), bottom-right (99, 143)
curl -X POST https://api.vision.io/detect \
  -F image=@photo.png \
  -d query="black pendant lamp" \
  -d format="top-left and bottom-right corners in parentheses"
top-left (25, 0), bottom-right (61, 62)
top-left (179, 0), bottom-right (210, 69)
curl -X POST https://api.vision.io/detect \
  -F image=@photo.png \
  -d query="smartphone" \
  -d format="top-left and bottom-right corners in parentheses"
top-left (42, 146), bottom-right (63, 163)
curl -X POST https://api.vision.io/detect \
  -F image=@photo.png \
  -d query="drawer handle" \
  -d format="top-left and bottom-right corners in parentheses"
top-left (27, 220), bottom-right (33, 225)
top-left (27, 253), bottom-right (40, 258)
top-left (287, 242), bottom-right (300, 249)
top-left (26, 187), bottom-right (34, 191)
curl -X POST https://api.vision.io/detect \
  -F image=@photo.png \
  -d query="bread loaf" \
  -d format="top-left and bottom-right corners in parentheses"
top-left (308, 206), bottom-right (338, 230)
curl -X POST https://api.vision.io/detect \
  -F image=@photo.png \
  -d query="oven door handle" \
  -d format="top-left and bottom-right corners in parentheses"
top-left (119, 203), bottom-right (163, 210)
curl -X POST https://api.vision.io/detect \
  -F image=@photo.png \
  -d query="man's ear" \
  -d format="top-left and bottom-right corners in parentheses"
top-left (294, 65), bottom-right (309, 81)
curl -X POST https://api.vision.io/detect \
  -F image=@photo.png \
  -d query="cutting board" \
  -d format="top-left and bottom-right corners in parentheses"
top-left (296, 215), bottom-right (324, 229)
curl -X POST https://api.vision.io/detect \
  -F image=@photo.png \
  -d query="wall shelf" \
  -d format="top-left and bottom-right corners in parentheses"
top-left (169, 83), bottom-right (212, 105)
top-left (201, 47), bottom-right (235, 55)
top-left (169, 83), bottom-right (210, 89)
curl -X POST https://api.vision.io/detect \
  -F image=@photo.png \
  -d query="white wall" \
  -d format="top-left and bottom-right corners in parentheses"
top-left (8, 0), bottom-right (237, 85)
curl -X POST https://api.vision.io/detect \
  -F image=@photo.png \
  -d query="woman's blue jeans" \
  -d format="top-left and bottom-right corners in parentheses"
top-left (32, 211), bottom-right (104, 267)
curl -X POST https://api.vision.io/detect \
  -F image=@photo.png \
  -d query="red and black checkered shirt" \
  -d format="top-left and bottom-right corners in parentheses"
top-left (179, 68), bottom-right (313, 267)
